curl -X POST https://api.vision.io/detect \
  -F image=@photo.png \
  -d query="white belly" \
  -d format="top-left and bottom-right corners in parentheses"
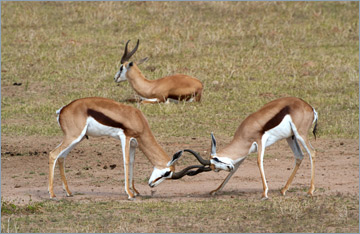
top-left (264, 114), bottom-right (293, 148)
top-left (86, 117), bottom-right (124, 139)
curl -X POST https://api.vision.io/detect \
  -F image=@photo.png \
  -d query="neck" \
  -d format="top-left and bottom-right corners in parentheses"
top-left (137, 126), bottom-right (170, 169)
top-left (217, 135), bottom-right (253, 160)
top-left (126, 64), bottom-right (154, 98)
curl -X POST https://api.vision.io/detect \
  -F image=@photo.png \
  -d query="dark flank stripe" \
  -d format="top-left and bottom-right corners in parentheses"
top-left (167, 94), bottom-right (194, 101)
top-left (262, 106), bottom-right (290, 133)
top-left (87, 109), bottom-right (127, 130)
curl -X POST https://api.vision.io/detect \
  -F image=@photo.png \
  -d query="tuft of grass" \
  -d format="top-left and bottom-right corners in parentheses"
top-left (1, 199), bottom-right (43, 216)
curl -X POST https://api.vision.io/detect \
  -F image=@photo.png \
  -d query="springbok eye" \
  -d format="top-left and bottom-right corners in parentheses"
top-left (163, 171), bottom-right (171, 177)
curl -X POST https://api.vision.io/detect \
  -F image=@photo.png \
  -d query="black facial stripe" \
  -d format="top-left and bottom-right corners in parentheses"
top-left (163, 171), bottom-right (171, 177)
top-left (213, 157), bottom-right (226, 164)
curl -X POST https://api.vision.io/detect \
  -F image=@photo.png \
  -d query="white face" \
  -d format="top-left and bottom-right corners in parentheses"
top-left (114, 64), bottom-right (128, 83)
top-left (210, 156), bottom-right (235, 172)
top-left (148, 167), bottom-right (173, 188)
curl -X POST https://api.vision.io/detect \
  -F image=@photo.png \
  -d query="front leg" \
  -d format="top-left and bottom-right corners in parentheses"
top-left (119, 132), bottom-right (135, 200)
top-left (258, 134), bottom-right (269, 200)
top-left (210, 162), bottom-right (241, 195)
top-left (129, 138), bottom-right (140, 196)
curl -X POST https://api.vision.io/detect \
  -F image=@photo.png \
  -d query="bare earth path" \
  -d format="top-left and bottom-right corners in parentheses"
top-left (1, 136), bottom-right (358, 204)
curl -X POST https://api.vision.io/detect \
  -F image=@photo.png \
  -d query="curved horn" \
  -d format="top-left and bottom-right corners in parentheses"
top-left (211, 132), bottom-right (217, 156)
top-left (120, 40), bottom-right (130, 64)
top-left (171, 165), bottom-right (211, 180)
top-left (127, 39), bottom-right (139, 61)
top-left (121, 39), bottom-right (139, 64)
top-left (120, 39), bottom-right (139, 64)
top-left (183, 149), bottom-right (210, 165)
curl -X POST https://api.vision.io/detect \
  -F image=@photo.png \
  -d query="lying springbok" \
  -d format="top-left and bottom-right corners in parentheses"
top-left (184, 97), bottom-right (318, 199)
top-left (114, 40), bottom-right (203, 103)
top-left (49, 97), bottom-right (206, 200)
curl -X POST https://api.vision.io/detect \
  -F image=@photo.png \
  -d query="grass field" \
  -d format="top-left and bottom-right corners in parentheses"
top-left (2, 195), bottom-right (358, 233)
top-left (1, 1), bottom-right (358, 139)
top-left (1, 1), bottom-right (359, 233)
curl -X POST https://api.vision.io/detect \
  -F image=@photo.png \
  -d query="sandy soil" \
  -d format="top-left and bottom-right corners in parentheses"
top-left (1, 135), bottom-right (358, 205)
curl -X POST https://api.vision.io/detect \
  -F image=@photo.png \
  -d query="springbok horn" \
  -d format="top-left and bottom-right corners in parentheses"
top-left (183, 149), bottom-right (211, 165)
top-left (120, 39), bottom-right (140, 64)
top-left (211, 132), bottom-right (217, 156)
top-left (171, 165), bottom-right (211, 180)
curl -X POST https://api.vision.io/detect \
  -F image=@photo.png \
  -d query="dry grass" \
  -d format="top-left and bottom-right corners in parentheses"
top-left (2, 195), bottom-right (359, 233)
top-left (1, 1), bottom-right (359, 139)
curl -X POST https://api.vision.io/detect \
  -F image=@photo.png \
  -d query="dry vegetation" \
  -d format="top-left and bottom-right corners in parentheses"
top-left (1, 1), bottom-right (358, 138)
top-left (1, 1), bottom-right (359, 233)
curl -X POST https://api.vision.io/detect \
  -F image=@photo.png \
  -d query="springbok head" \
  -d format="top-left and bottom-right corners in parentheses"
top-left (209, 133), bottom-right (247, 172)
top-left (179, 133), bottom-right (247, 173)
top-left (148, 150), bottom-right (212, 187)
top-left (114, 39), bottom-right (148, 83)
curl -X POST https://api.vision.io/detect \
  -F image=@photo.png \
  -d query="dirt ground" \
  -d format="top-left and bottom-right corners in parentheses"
top-left (1, 135), bottom-right (358, 205)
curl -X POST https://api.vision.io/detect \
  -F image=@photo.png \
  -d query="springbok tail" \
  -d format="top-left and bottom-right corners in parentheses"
top-left (312, 108), bottom-right (318, 140)
top-left (56, 106), bottom-right (65, 126)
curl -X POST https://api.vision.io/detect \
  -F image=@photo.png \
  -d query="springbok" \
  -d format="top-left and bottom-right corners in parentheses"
top-left (184, 97), bottom-right (318, 199)
top-left (114, 40), bottom-right (203, 103)
top-left (49, 97), bottom-right (206, 200)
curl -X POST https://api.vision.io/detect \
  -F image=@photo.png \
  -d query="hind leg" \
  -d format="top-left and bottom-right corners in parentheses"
top-left (58, 157), bottom-right (72, 197)
top-left (49, 139), bottom-right (75, 198)
top-left (291, 134), bottom-right (316, 196)
top-left (281, 137), bottom-right (304, 196)
top-left (305, 139), bottom-right (316, 195)
top-left (194, 88), bottom-right (202, 102)
top-left (48, 134), bottom-right (84, 198)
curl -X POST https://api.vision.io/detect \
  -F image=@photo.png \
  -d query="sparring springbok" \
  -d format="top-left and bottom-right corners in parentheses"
top-left (184, 97), bottom-right (318, 199)
top-left (49, 97), bottom-right (206, 200)
top-left (114, 40), bottom-right (203, 103)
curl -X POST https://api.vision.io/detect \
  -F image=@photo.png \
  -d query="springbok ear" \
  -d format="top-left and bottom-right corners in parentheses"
top-left (211, 132), bottom-right (217, 156)
top-left (137, 57), bottom-right (149, 65)
top-left (167, 150), bottom-right (183, 167)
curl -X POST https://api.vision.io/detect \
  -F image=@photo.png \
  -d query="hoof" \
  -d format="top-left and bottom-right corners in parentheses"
top-left (128, 197), bottom-right (136, 201)
top-left (280, 189), bottom-right (286, 196)
top-left (307, 188), bottom-right (315, 196)
top-left (261, 196), bottom-right (269, 201)
top-left (66, 193), bottom-right (73, 197)
top-left (210, 191), bottom-right (217, 196)
top-left (132, 190), bottom-right (140, 197)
